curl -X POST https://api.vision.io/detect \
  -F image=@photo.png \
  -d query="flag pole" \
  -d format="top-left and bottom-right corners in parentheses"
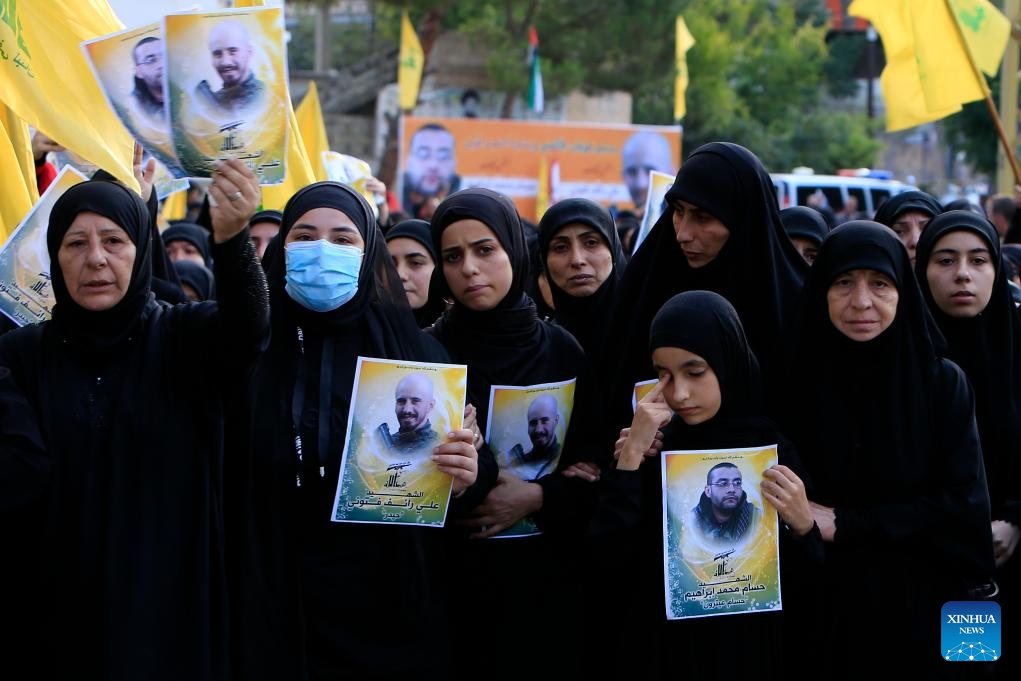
top-left (943, 0), bottom-right (1021, 185)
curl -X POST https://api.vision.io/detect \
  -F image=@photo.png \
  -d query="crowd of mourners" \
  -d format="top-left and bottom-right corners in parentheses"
top-left (1, 139), bottom-right (1018, 681)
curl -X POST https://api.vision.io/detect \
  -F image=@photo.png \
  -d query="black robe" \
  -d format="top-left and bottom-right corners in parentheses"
top-left (427, 187), bottom-right (610, 681)
top-left (0, 180), bottom-right (269, 681)
top-left (915, 210), bottom-right (1021, 673)
top-left (775, 220), bottom-right (994, 680)
top-left (238, 182), bottom-right (493, 681)
top-left (588, 290), bottom-right (821, 678)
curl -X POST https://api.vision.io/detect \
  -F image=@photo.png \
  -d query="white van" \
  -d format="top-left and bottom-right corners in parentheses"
top-left (771, 171), bottom-right (918, 218)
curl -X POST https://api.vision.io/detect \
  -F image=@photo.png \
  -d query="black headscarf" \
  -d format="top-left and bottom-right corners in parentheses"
top-left (249, 208), bottom-right (283, 229)
top-left (174, 260), bottom-right (216, 302)
top-left (163, 222), bottom-right (213, 268)
top-left (779, 220), bottom-right (945, 490)
top-left (915, 210), bottom-right (1021, 526)
top-left (385, 218), bottom-right (447, 328)
top-left (604, 141), bottom-right (806, 435)
top-left (537, 198), bottom-right (628, 362)
top-left (873, 189), bottom-right (942, 227)
top-left (780, 205), bottom-right (830, 248)
top-left (428, 187), bottom-right (547, 418)
top-left (47, 180), bottom-right (154, 353)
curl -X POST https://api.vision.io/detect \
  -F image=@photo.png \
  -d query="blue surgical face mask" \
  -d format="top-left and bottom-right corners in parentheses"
top-left (284, 239), bottom-right (363, 312)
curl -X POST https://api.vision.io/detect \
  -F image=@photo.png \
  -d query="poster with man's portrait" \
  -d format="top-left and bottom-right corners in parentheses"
top-left (81, 22), bottom-right (188, 179)
top-left (661, 445), bottom-right (781, 620)
top-left (163, 7), bottom-right (288, 182)
top-left (330, 356), bottom-right (467, 528)
top-left (0, 166), bottom-right (88, 327)
top-left (485, 378), bottom-right (576, 538)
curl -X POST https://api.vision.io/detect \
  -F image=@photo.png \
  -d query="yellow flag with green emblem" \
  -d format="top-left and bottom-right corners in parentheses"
top-left (0, 0), bottom-right (137, 191)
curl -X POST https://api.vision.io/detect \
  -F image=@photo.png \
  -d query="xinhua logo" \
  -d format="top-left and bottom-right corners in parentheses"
top-left (941, 601), bottom-right (1000, 662)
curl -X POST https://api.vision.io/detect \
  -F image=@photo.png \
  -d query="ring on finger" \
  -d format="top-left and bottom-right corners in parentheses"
top-left (228, 191), bottom-right (243, 202)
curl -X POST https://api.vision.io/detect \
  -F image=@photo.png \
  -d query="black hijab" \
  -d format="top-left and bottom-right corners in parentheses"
top-left (47, 180), bottom-right (154, 353)
top-left (385, 218), bottom-right (447, 328)
top-left (163, 222), bottom-right (213, 268)
top-left (174, 260), bottom-right (216, 302)
top-left (873, 189), bottom-right (942, 226)
top-left (428, 187), bottom-right (549, 418)
top-left (777, 220), bottom-right (948, 507)
top-left (604, 141), bottom-right (806, 433)
top-left (780, 205), bottom-right (830, 249)
top-left (537, 198), bottom-right (628, 361)
top-left (915, 210), bottom-right (1021, 525)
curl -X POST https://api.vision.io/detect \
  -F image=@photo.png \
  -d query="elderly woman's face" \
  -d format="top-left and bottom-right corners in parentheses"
top-left (826, 268), bottom-right (899, 341)
top-left (58, 211), bottom-right (137, 311)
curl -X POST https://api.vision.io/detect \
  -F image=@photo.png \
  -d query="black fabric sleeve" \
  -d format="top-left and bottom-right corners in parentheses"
top-left (834, 361), bottom-right (994, 577)
top-left (208, 227), bottom-right (271, 371)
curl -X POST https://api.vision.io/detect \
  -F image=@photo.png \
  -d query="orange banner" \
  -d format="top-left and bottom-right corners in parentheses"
top-left (398, 116), bottom-right (681, 222)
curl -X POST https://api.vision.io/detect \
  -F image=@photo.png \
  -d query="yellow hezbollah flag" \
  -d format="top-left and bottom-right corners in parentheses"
top-left (295, 81), bottom-right (330, 181)
top-left (948, 0), bottom-right (1011, 77)
top-left (260, 103), bottom-right (317, 211)
top-left (0, 0), bottom-right (138, 191)
top-left (160, 188), bottom-right (187, 223)
top-left (674, 16), bottom-right (695, 121)
top-left (0, 109), bottom-right (35, 242)
top-left (399, 10), bottom-right (424, 111)
top-left (849, 0), bottom-right (1005, 132)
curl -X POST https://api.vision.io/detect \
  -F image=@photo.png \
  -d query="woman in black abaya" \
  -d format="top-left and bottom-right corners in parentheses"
top-left (427, 187), bottom-right (608, 680)
top-left (776, 220), bottom-right (994, 679)
top-left (240, 181), bottom-right (490, 681)
top-left (915, 210), bottom-right (1021, 677)
top-left (0, 161), bottom-right (269, 681)
top-left (603, 142), bottom-right (806, 440)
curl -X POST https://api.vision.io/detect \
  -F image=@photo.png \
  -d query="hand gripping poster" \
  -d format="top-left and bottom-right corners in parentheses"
top-left (0, 166), bottom-right (89, 327)
top-left (331, 357), bottom-right (467, 527)
top-left (661, 445), bottom-right (781, 619)
top-left (484, 378), bottom-right (576, 538)
top-left (164, 7), bottom-right (288, 182)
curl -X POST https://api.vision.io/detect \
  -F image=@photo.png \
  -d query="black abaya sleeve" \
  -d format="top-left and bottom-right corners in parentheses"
top-left (833, 359), bottom-right (994, 580)
top-left (0, 367), bottom-right (48, 508)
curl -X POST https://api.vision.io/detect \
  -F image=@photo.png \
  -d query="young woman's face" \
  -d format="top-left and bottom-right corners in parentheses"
top-left (387, 237), bottom-right (436, 310)
top-left (826, 268), bottom-right (899, 341)
top-left (925, 230), bottom-right (995, 319)
top-left (651, 346), bottom-right (722, 426)
top-left (440, 219), bottom-right (513, 311)
top-left (284, 207), bottom-right (365, 249)
top-left (671, 200), bottom-right (730, 268)
top-left (58, 211), bottom-right (137, 312)
top-left (545, 223), bottom-right (614, 297)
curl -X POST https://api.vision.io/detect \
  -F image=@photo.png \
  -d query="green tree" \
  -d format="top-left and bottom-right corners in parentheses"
top-left (375, 0), bottom-right (880, 171)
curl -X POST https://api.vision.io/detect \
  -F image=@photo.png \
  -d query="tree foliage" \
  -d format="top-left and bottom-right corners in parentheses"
top-left (365, 0), bottom-right (882, 172)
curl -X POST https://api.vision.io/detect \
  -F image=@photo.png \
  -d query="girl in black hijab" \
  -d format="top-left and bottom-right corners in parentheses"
top-left (589, 290), bottom-right (819, 678)
top-left (603, 141), bottom-right (807, 452)
top-left (915, 210), bottom-right (1021, 662)
top-left (0, 160), bottom-right (269, 681)
top-left (242, 181), bottom-right (489, 681)
top-left (537, 197), bottom-right (628, 365)
top-left (776, 220), bottom-right (994, 679)
top-left (872, 189), bottom-right (942, 267)
top-left (384, 217), bottom-right (448, 328)
top-left (427, 187), bottom-right (608, 680)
